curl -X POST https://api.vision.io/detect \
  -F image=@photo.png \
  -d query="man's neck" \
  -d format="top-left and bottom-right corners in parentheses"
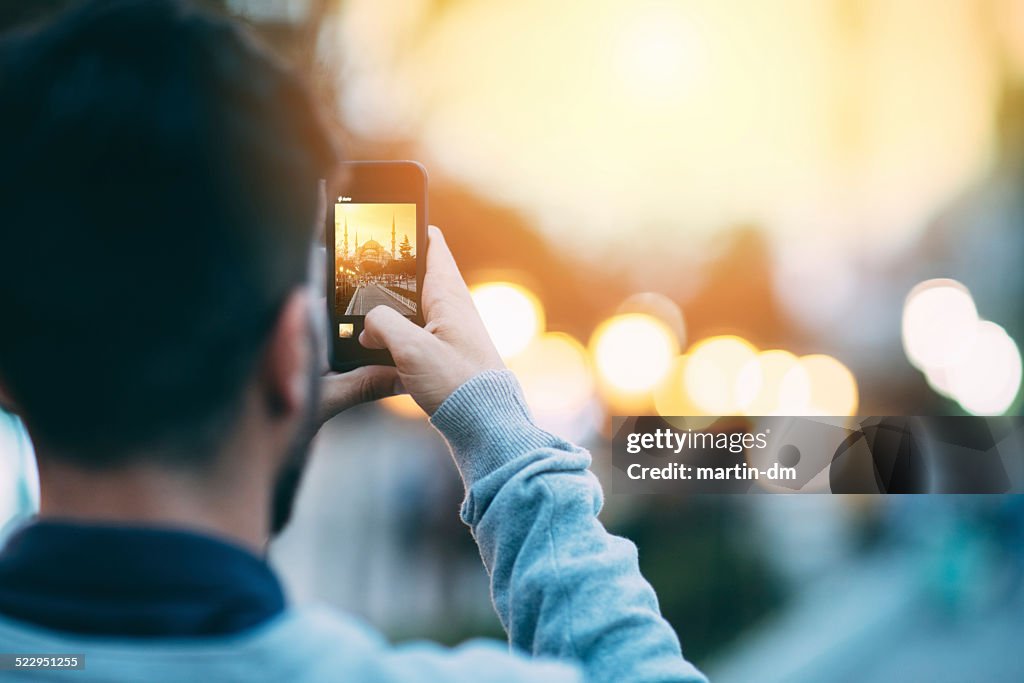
top-left (34, 455), bottom-right (273, 552)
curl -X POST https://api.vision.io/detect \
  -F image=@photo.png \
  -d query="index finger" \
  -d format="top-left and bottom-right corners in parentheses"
top-left (422, 225), bottom-right (473, 311)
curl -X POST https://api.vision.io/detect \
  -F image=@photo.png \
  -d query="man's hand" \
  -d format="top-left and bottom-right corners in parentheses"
top-left (317, 365), bottom-right (401, 426)
top-left (315, 225), bottom-right (502, 423)
top-left (359, 225), bottom-right (505, 415)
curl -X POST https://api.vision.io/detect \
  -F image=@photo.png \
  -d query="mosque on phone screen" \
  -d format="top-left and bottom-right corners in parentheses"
top-left (339, 214), bottom-right (396, 270)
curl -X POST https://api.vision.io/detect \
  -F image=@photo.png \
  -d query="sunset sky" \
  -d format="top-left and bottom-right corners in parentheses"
top-left (325, 0), bottom-right (1015, 264)
top-left (334, 202), bottom-right (416, 257)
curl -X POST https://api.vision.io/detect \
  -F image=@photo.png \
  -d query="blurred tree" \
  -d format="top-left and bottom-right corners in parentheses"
top-left (609, 498), bottom-right (785, 666)
top-left (685, 225), bottom-right (792, 348)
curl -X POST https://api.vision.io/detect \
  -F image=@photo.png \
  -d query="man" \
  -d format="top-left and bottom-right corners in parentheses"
top-left (0, 2), bottom-right (706, 681)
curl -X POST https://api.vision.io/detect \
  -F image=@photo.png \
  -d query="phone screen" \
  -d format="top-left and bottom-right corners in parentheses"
top-left (332, 201), bottom-right (418, 338)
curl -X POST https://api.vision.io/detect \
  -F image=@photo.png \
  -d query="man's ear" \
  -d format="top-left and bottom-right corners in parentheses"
top-left (262, 289), bottom-right (312, 417)
top-left (314, 179), bottom-right (326, 243)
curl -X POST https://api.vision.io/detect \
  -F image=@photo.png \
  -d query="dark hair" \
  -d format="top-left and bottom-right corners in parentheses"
top-left (0, 0), bottom-right (338, 466)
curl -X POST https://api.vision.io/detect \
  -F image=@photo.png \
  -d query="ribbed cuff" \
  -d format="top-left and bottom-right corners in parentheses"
top-left (429, 369), bottom-right (562, 487)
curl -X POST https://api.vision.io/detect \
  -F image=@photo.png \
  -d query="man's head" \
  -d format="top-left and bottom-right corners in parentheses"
top-left (0, 0), bottom-right (335, 523)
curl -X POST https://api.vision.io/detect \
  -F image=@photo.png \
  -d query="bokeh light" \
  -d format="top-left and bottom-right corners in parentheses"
top-left (470, 282), bottom-right (545, 359)
top-left (736, 349), bottom-right (810, 416)
top-left (902, 279), bottom-right (979, 370)
top-left (653, 355), bottom-right (699, 416)
top-left (508, 332), bottom-right (594, 419)
top-left (922, 364), bottom-right (956, 399)
top-left (590, 313), bottom-right (678, 394)
top-left (794, 354), bottom-right (858, 416)
top-left (946, 321), bottom-right (1022, 416)
top-left (684, 336), bottom-right (759, 415)
top-left (616, 292), bottom-right (687, 348)
top-left (903, 279), bottom-right (1022, 414)
top-left (652, 355), bottom-right (721, 430)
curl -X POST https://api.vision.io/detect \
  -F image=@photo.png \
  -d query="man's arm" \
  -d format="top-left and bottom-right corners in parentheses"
top-left (430, 370), bottom-right (706, 683)
top-left (358, 226), bottom-right (706, 682)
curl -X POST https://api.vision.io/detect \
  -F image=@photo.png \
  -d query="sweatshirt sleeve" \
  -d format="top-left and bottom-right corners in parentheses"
top-left (430, 370), bottom-right (707, 683)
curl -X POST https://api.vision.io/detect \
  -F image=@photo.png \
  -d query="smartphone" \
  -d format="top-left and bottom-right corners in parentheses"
top-left (326, 161), bottom-right (427, 371)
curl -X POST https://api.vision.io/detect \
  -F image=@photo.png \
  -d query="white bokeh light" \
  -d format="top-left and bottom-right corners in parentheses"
top-left (947, 321), bottom-right (1022, 416)
top-left (591, 314), bottom-right (678, 394)
top-left (470, 282), bottom-right (545, 359)
top-left (902, 279), bottom-right (979, 370)
top-left (684, 336), bottom-right (759, 415)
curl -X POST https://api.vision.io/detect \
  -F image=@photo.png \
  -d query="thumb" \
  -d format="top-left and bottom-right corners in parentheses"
top-left (360, 305), bottom-right (428, 353)
top-left (318, 365), bottom-right (402, 423)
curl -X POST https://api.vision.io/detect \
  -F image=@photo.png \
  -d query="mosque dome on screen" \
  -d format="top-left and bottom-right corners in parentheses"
top-left (355, 238), bottom-right (392, 266)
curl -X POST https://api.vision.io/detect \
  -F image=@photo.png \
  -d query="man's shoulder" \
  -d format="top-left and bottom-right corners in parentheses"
top-left (291, 606), bottom-right (580, 682)
top-left (0, 607), bottom-right (379, 681)
top-left (0, 607), bottom-right (580, 683)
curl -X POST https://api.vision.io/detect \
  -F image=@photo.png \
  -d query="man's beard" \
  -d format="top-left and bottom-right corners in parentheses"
top-left (269, 328), bottom-right (323, 536)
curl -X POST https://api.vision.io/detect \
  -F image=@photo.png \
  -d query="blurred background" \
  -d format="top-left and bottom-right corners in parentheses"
top-left (3, 0), bottom-right (1024, 680)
